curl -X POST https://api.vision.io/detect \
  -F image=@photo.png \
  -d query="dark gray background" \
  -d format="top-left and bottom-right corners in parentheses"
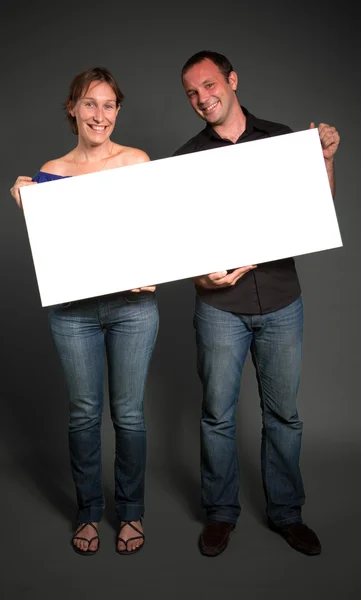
top-left (0, 1), bottom-right (359, 598)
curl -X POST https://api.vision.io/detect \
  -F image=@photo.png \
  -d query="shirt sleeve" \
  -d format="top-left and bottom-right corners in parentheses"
top-left (32, 172), bottom-right (52, 183)
top-left (32, 171), bottom-right (70, 183)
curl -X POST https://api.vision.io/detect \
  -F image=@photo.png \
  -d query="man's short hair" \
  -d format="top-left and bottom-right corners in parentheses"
top-left (181, 50), bottom-right (234, 81)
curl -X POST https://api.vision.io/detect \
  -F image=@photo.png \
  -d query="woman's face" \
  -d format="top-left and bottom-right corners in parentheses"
top-left (70, 80), bottom-right (120, 144)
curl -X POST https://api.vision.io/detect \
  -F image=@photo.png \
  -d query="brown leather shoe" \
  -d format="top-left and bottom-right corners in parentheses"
top-left (268, 519), bottom-right (321, 555)
top-left (199, 522), bottom-right (235, 557)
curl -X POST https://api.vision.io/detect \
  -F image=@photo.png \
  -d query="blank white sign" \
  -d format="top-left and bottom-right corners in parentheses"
top-left (21, 128), bottom-right (342, 307)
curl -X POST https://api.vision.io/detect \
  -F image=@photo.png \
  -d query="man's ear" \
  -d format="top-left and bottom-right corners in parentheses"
top-left (228, 70), bottom-right (238, 91)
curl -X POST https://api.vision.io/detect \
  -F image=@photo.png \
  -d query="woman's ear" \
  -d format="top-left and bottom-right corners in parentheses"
top-left (67, 101), bottom-right (75, 117)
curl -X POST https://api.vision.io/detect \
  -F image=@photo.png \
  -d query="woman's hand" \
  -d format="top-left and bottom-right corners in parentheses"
top-left (10, 176), bottom-right (37, 209)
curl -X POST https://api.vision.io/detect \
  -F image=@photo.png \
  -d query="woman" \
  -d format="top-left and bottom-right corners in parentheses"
top-left (10, 67), bottom-right (159, 556)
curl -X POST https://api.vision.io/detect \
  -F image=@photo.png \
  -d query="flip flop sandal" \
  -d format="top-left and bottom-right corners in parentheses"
top-left (71, 522), bottom-right (100, 556)
top-left (116, 520), bottom-right (145, 555)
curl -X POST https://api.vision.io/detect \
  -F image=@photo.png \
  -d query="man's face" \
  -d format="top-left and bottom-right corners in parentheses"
top-left (182, 58), bottom-right (238, 126)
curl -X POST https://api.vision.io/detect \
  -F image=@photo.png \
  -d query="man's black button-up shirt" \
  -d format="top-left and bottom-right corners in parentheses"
top-left (172, 107), bottom-right (302, 314)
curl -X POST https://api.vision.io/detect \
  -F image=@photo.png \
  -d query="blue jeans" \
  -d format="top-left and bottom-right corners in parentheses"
top-left (194, 295), bottom-right (305, 526)
top-left (48, 291), bottom-right (159, 524)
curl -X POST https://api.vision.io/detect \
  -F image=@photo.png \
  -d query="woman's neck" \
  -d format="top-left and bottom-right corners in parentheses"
top-left (74, 139), bottom-right (113, 163)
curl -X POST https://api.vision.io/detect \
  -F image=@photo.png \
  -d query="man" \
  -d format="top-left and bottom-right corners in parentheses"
top-left (173, 50), bottom-right (340, 557)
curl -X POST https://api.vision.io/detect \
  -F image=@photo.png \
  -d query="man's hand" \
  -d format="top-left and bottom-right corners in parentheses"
top-left (309, 122), bottom-right (340, 161)
top-left (193, 266), bottom-right (256, 289)
top-left (10, 176), bottom-right (37, 210)
top-left (309, 122), bottom-right (340, 197)
top-left (130, 286), bottom-right (156, 292)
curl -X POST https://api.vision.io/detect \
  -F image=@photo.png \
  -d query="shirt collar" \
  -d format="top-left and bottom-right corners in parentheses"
top-left (201, 106), bottom-right (270, 141)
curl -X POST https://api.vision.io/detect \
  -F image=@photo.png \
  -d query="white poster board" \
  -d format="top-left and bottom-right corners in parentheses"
top-left (21, 128), bottom-right (342, 307)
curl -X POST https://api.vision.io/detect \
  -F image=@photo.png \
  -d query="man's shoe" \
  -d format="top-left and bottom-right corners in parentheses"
top-left (199, 522), bottom-right (235, 557)
top-left (268, 519), bottom-right (321, 555)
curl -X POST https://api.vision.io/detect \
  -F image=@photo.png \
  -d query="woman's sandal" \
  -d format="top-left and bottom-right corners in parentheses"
top-left (71, 523), bottom-right (100, 556)
top-left (116, 521), bottom-right (145, 555)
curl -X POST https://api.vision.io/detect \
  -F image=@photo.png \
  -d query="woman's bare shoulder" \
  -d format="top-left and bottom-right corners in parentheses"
top-left (40, 152), bottom-right (74, 176)
top-left (113, 144), bottom-right (150, 166)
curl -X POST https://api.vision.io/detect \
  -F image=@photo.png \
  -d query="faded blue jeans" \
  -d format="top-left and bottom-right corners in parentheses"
top-left (49, 291), bottom-right (159, 524)
top-left (194, 295), bottom-right (305, 526)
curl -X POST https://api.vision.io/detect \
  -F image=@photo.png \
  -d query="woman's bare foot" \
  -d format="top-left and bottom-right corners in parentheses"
top-left (72, 522), bottom-right (99, 553)
top-left (117, 520), bottom-right (144, 553)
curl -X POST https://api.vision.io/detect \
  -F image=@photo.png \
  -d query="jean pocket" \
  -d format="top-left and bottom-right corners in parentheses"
top-left (123, 291), bottom-right (154, 303)
top-left (49, 301), bottom-right (73, 311)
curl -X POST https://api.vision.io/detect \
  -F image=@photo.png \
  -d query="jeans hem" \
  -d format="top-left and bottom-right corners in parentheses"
top-left (115, 504), bottom-right (144, 522)
top-left (77, 507), bottom-right (104, 523)
top-left (205, 513), bottom-right (239, 525)
top-left (268, 515), bottom-right (303, 527)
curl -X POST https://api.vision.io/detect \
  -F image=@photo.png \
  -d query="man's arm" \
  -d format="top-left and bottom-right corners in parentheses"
top-left (324, 157), bottom-right (336, 198)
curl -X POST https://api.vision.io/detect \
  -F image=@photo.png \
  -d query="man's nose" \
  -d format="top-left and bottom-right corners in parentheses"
top-left (198, 89), bottom-right (210, 106)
